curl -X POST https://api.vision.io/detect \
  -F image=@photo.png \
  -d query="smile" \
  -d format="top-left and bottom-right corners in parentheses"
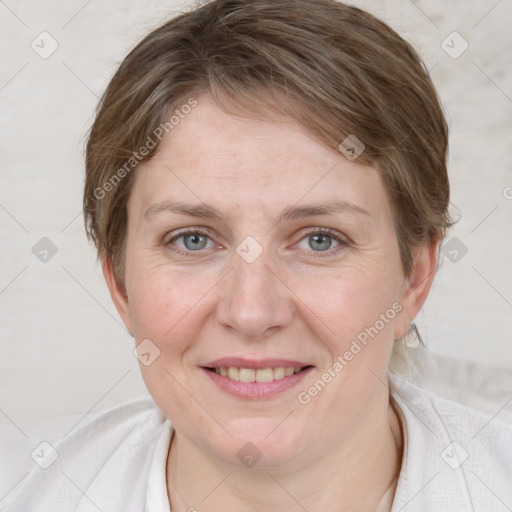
top-left (208, 366), bottom-right (306, 382)
top-left (201, 360), bottom-right (314, 399)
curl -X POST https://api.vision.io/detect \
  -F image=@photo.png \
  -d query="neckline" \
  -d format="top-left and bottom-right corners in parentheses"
top-left (153, 378), bottom-right (410, 512)
top-left (384, 390), bottom-right (409, 512)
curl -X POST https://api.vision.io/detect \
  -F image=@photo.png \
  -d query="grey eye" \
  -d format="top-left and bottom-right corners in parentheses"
top-left (182, 233), bottom-right (209, 250)
top-left (299, 233), bottom-right (338, 252)
top-left (307, 233), bottom-right (335, 251)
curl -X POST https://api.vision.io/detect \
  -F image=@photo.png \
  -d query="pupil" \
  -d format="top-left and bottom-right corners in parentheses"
top-left (184, 233), bottom-right (207, 250)
top-left (310, 234), bottom-right (331, 251)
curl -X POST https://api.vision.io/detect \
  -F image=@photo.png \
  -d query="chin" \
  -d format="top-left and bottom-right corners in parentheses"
top-left (205, 418), bottom-right (309, 469)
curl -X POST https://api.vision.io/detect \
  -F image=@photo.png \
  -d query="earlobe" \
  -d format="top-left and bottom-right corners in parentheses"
top-left (101, 256), bottom-right (134, 336)
top-left (394, 240), bottom-right (439, 340)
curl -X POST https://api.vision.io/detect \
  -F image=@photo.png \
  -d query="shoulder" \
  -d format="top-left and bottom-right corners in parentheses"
top-left (390, 369), bottom-right (512, 449)
top-left (0, 398), bottom-right (168, 512)
top-left (389, 371), bottom-right (512, 511)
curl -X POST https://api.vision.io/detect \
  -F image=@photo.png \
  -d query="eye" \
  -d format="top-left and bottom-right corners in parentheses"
top-left (164, 227), bottom-right (348, 257)
top-left (166, 230), bottom-right (214, 253)
top-left (296, 229), bottom-right (347, 253)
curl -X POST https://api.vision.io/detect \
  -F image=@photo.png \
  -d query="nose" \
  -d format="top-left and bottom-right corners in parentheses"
top-left (215, 253), bottom-right (294, 339)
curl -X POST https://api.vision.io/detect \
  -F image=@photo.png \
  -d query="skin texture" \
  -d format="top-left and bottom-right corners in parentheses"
top-left (103, 93), bottom-right (438, 512)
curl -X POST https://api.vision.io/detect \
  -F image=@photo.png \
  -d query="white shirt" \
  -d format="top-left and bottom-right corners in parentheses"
top-left (1, 353), bottom-right (512, 511)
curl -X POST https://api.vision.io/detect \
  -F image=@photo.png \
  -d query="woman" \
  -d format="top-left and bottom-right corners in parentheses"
top-left (2, 0), bottom-right (511, 510)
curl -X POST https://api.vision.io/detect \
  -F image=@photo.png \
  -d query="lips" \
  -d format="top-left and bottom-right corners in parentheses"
top-left (202, 357), bottom-right (313, 388)
top-left (202, 363), bottom-right (314, 399)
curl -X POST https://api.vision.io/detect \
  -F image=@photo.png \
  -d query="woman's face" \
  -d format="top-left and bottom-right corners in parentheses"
top-left (106, 93), bottom-right (432, 469)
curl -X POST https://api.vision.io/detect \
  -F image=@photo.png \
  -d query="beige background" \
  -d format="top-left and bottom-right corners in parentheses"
top-left (1, 0), bottom-right (511, 428)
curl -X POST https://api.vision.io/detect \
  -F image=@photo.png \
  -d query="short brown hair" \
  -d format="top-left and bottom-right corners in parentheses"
top-left (84, 0), bottom-right (451, 288)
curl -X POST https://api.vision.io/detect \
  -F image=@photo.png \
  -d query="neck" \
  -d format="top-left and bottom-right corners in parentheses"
top-left (167, 396), bottom-right (403, 512)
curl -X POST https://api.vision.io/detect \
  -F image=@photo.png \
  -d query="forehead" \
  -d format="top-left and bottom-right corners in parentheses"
top-left (131, 93), bottom-right (389, 220)
top-left (158, 94), bottom-right (330, 175)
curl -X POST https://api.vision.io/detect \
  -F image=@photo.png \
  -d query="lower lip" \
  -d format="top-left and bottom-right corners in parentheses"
top-left (201, 367), bottom-right (314, 399)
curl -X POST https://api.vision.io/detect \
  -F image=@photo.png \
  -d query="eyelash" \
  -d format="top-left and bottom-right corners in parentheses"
top-left (164, 227), bottom-right (350, 258)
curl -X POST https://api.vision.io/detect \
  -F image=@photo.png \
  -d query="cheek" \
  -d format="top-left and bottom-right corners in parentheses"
top-left (301, 266), bottom-right (400, 335)
top-left (129, 268), bottom-right (193, 337)
top-left (126, 264), bottom-right (212, 409)
top-left (126, 258), bottom-right (224, 354)
top-left (298, 274), bottom-right (399, 399)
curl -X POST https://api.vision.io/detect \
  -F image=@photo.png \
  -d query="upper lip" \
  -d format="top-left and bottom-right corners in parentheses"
top-left (203, 357), bottom-right (312, 369)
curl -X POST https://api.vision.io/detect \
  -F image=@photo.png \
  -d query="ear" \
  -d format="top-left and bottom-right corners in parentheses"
top-left (102, 256), bottom-right (134, 336)
top-left (394, 239), bottom-right (439, 339)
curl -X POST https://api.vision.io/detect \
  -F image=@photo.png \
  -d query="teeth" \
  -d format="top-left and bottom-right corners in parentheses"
top-left (227, 367), bottom-right (239, 381)
top-left (239, 368), bottom-right (256, 382)
top-left (273, 367), bottom-right (285, 380)
top-left (213, 366), bottom-right (304, 382)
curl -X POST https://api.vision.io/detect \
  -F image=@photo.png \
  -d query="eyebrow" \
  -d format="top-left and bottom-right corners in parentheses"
top-left (142, 199), bottom-right (370, 222)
